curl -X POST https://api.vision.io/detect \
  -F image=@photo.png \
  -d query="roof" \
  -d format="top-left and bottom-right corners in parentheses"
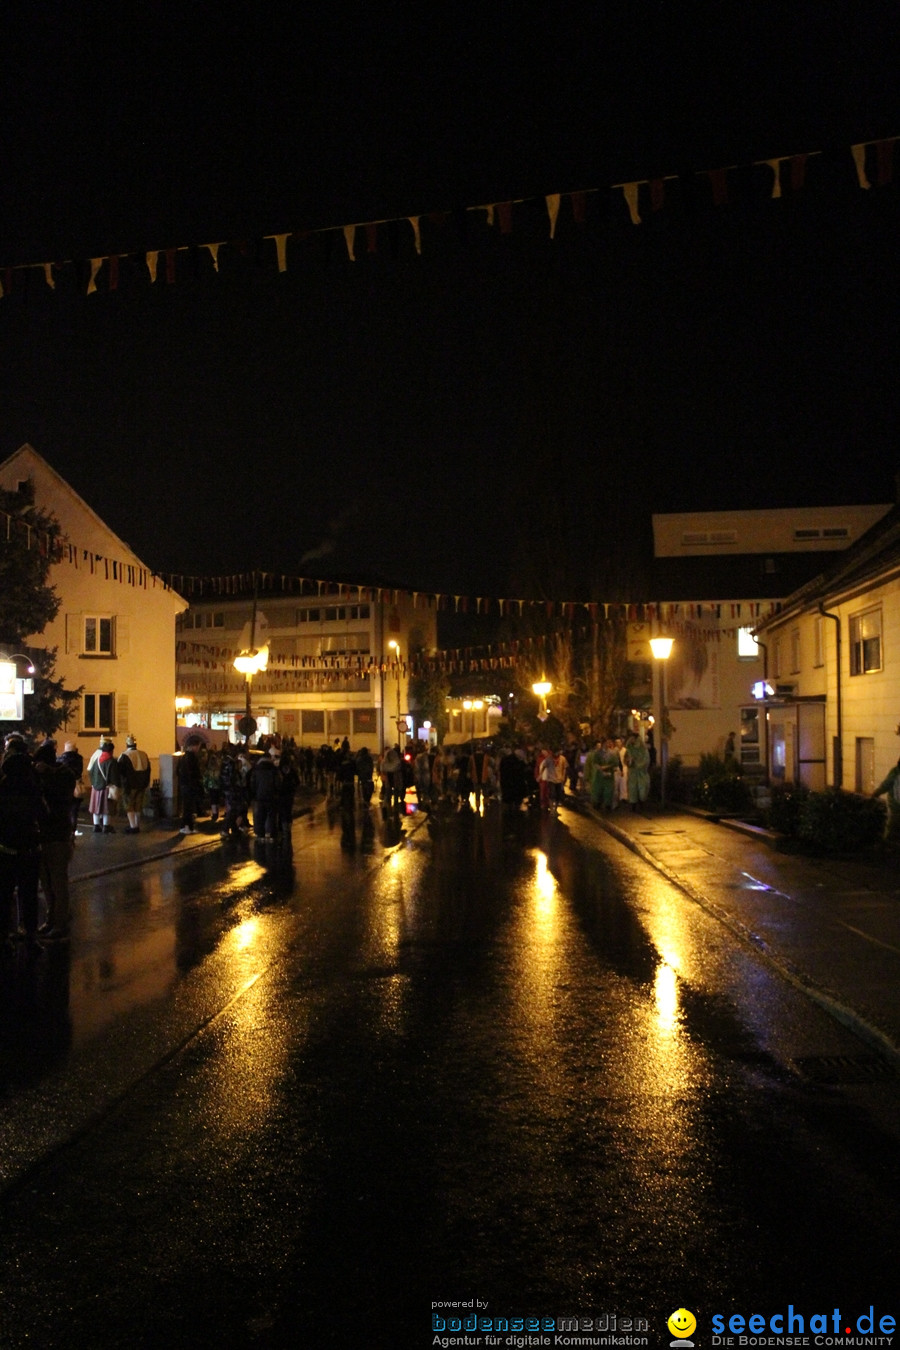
top-left (754, 503), bottom-right (900, 629)
top-left (649, 551), bottom-right (843, 605)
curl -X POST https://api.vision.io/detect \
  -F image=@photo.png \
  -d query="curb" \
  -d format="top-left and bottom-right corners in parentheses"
top-left (70, 802), bottom-right (318, 885)
top-left (582, 801), bottom-right (900, 1069)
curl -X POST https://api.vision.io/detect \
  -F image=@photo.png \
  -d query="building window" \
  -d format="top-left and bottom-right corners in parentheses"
top-left (84, 616), bottom-right (113, 655)
top-left (353, 708), bottom-right (377, 734)
top-left (329, 709), bottom-right (351, 736)
top-left (813, 616), bottom-right (824, 667)
top-left (737, 627), bottom-right (759, 660)
top-left (773, 638), bottom-right (782, 679)
top-left (849, 608), bottom-right (882, 675)
top-left (83, 692), bottom-right (114, 732)
top-left (790, 628), bottom-right (801, 673)
top-left (297, 603), bottom-right (370, 624)
top-left (301, 709), bottom-right (325, 735)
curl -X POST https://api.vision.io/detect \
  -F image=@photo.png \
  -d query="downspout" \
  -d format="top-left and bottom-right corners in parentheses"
top-left (819, 602), bottom-right (842, 787)
top-left (754, 638), bottom-right (770, 784)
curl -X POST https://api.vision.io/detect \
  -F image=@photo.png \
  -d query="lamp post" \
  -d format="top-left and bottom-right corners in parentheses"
top-left (388, 639), bottom-right (404, 748)
top-left (462, 698), bottom-right (484, 745)
top-left (234, 647), bottom-right (269, 746)
top-left (649, 636), bottom-right (674, 805)
top-left (532, 677), bottom-right (552, 722)
top-left (233, 578), bottom-right (269, 747)
top-left (174, 696), bottom-right (193, 750)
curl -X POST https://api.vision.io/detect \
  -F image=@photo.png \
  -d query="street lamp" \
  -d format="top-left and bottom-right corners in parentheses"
top-left (174, 696), bottom-right (193, 751)
top-left (532, 677), bottom-right (552, 722)
top-left (388, 639), bottom-right (404, 747)
top-left (649, 636), bottom-right (674, 805)
top-left (233, 645), bottom-right (269, 746)
top-left (462, 698), bottom-right (484, 744)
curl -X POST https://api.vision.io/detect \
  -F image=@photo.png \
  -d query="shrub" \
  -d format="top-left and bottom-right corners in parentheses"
top-left (796, 787), bottom-right (886, 853)
top-left (765, 782), bottom-right (810, 837)
top-left (650, 754), bottom-right (687, 803)
top-left (691, 752), bottom-right (754, 814)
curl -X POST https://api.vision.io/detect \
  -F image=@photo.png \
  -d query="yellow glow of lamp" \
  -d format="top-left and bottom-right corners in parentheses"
top-left (532, 677), bottom-right (552, 722)
top-left (234, 645), bottom-right (270, 677)
top-left (650, 636), bottom-right (674, 804)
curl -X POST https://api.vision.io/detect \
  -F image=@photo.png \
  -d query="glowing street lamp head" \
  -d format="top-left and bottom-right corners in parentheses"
top-left (649, 636), bottom-right (674, 661)
top-left (234, 645), bottom-right (269, 677)
top-left (532, 680), bottom-right (552, 699)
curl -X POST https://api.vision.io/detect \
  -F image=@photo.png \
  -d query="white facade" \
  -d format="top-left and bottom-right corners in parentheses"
top-left (653, 505), bottom-right (892, 558)
top-left (176, 587), bottom-right (438, 751)
top-left (755, 512), bottom-right (900, 793)
top-left (0, 445), bottom-right (187, 776)
top-left (649, 504), bottom-right (894, 773)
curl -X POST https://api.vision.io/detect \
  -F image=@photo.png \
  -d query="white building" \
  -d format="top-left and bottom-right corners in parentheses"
top-left (648, 504), bottom-right (893, 773)
top-left (0, 445), bottom-right (187, 776)
top-left (175, 580), bottom-right (438, 751)
top-left (754, 504), bottom-right (900, 793)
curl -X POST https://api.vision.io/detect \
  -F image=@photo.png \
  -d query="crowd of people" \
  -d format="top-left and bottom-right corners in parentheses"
top-left (0, 721), bottom-right (656, 947)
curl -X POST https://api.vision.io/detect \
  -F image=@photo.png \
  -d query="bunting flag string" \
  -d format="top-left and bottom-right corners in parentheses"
top-left (0, 136), bottom-right (897, 299)
top-left (2, 507), bottom-right (784, 617)
top-left (165, 570), bottom-right (780, 625)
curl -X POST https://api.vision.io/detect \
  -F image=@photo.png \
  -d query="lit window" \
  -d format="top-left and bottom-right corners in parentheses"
top-left (737, 627), bottom-right (759, 660)
top-left (849, 609), bottom-right (882, 676)
top-left (84, 616), bottom-right (113, 655)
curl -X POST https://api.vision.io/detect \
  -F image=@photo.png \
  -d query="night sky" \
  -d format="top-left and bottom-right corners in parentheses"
top-left (1, 6), bottom-right (899, 598)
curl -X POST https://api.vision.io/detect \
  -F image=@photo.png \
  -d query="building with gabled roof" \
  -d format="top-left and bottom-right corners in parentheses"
top-left (646, 504), bottom-right (893, 775)
top-left (0, 445), bottom-right (187, 777)
top-left (754, 502), bottom-right (900, 793)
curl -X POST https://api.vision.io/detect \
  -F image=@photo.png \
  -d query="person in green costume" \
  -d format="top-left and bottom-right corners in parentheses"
top-left (625, 732), bottom-right (650, 807)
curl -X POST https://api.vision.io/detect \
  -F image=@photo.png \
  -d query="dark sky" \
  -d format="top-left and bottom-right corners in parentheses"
top-left (1, 5), bottom-right (899, 597)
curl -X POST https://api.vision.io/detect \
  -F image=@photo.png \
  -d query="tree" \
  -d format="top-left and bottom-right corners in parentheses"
top-left (0, 480), bottom-right (81, 740)
top-left (408, 668), bottom-right (451, 739)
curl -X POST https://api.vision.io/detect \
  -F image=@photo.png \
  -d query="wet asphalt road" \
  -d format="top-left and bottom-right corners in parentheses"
top-left (0, 798), bottom-right (898, 1349)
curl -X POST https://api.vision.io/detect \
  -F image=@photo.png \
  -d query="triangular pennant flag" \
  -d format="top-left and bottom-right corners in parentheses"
top-left (408, 217), bottom-right (422, 254)
top-left (620, 182), bottom-right (641, 224)
top-left (875, 138), bottom-right (896, 186)
top-left (343, 225), bottom-right (357, 261)
top-left (851, 143), bottom-right (871, 190)
top-left (496, 201), bottom-right (513, 234)
top-left (707, 168), bottom-right (729, 205)
top-left (790, 153), bottom-right (809, 191)
top-left (205, 242), bottom-right (223, 271)
top-left (267, 233), bottom-right (290, 272)
top-left (763, 157), bottom-right (788, 199)
top-left (545, 193), bottom-right (560, 238)
top-left (86, 258), bottom-right (104, 295)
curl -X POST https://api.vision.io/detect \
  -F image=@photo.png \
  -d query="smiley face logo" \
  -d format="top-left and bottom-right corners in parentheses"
top-left (668, 1308), bottom-right (697, 1339)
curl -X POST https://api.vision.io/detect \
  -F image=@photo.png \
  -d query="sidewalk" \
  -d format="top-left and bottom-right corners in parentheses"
top-left (579, 799), bottom-right (900, 1069)
top-left (68, 792), bottom-right (321, 883)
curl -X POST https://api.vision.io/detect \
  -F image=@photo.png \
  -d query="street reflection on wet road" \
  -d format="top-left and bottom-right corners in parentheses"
top-left (0, 801), bottom-right (898, 1347)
